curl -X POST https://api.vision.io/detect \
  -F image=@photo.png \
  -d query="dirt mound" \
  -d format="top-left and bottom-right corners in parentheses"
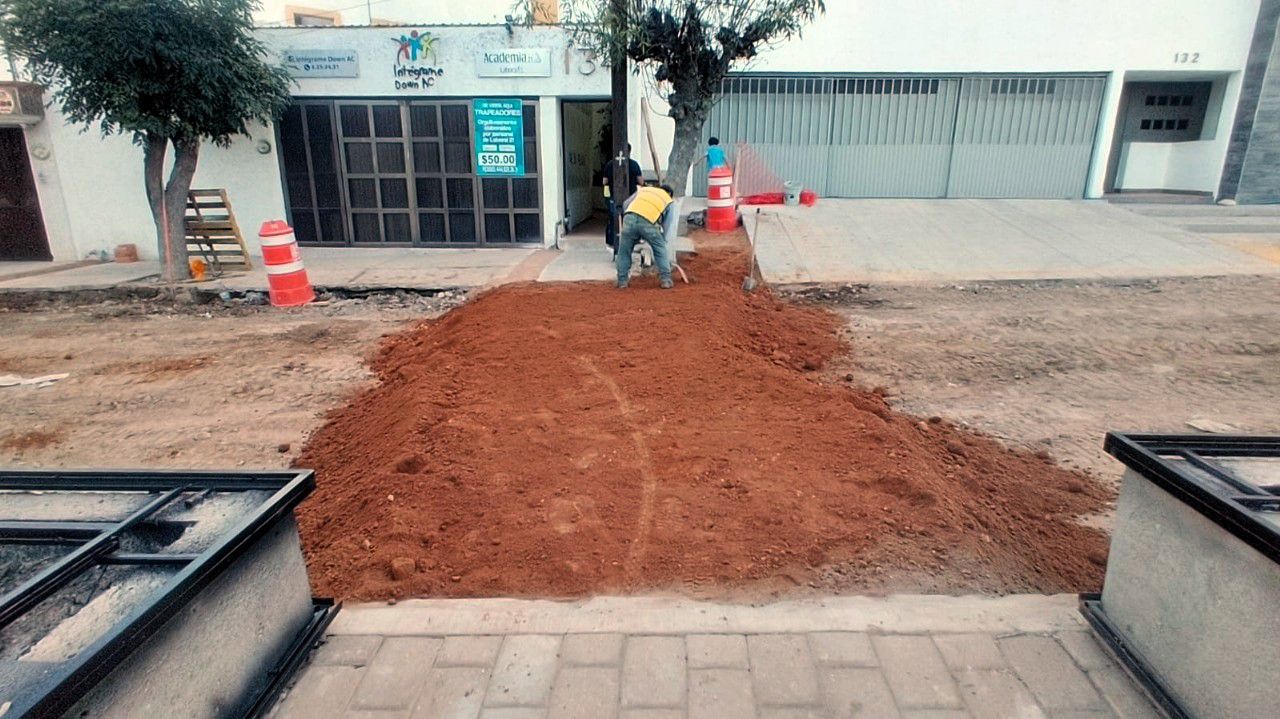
top-left (295, 232), bottom-right (1109, 601)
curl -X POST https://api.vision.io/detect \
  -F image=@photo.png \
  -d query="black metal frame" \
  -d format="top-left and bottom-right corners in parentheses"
top-left (1084, 433), bottom-right (1280, 719)
top-left (278, 96), bottom-right (544, 249)
top-left (245, 598), bottom-right (342, 719)
top-left (1103, 433), bottom-right (1280, 565)
top-left (1079, 594), bottom-right (1189, 719)
top-left (0, 468), bottom-right (316, 719)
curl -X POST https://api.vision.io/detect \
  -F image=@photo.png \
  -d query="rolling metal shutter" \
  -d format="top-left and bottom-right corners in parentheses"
top-left (699, 76), bottom-right (833, 195)
top-left (827, 77), bottom-right (959, 198)
top-left (947, 76), bottom-right (1106, 198)
top-left (696, 74), bottom-right (1105, 199)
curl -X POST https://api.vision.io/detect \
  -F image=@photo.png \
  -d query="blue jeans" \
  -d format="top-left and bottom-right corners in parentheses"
top-left (617, 213), bottom-right (672, 283)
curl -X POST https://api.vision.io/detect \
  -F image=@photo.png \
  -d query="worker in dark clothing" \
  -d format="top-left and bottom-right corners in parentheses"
top-left (601, 144), bottom-right (644, 250)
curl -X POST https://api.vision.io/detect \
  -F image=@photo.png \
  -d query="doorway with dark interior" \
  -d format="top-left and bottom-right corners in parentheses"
top-left (1105, 79), bottom-right (1219, 203)
top-left (0, 126), bottom-right (52, 261)
top-left (561, 99), bottom-right (610, 242)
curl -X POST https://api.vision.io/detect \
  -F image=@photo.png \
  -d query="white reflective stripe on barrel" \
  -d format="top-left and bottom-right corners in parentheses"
top-left (265, 260), bottom-right (306, 275)
top-left (259, 233), bottom-right (297, 247)
top-left (708, 177), bottom-right (731, 186)
top-left (707, 197), bottom-right (735, 208)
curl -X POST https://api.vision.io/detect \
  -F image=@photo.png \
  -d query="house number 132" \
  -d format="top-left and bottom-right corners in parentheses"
top-left (1174, 52), bottom-right (1200, 64)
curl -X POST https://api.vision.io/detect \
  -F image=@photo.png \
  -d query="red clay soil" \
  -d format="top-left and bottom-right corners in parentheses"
top-left (295, 232), bottom-right (1110, 602)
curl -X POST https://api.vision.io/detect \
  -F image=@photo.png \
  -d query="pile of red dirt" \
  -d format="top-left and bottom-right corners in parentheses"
top-left (295, 232), bottom-right (1110, 601)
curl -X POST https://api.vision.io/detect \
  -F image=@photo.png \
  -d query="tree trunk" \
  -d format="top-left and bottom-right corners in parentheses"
top-left (160, 138), bottom-right (199, 281)
top-left (143, 133), bottom-right (167, 265)
top-left (665, 110), bottom-right (707, 197)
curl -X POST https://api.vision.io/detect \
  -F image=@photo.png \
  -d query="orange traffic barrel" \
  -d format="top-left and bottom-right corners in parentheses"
top-left (706, 165), bottom-right (737, 233)
top-left (259, 220), bottom-right (315, 307)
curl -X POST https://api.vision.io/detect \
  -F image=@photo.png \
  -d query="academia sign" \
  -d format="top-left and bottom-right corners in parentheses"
top-left (282, 49), bottom-right (359, 78)
top-left (477, 48), bottom-right (552, 78)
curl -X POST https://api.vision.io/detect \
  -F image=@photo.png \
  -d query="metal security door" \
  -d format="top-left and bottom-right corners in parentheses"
top-left (337, 101), bottom-right (414, 244)
top-left (827, 77), bottom-right (960, 197)
top-left (282, 99), bottom-right (541, 247)
top-left (947, 76), bottom-right (1105, 198)
top-left (696, 76), bottom-right (834, 196)
top-left (0, 127), bottom-right (51, 260)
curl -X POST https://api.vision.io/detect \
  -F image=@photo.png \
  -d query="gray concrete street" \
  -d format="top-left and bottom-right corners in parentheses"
top-left (748, 199), bottom-right (1280, 284)
top-left (269, 595), bottom-right (1160, 719)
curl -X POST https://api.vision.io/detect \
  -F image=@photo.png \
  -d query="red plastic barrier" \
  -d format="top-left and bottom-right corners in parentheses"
top-left (741, 192), bottom-right (784, 205)
top-left (740, 190), bottom-right (820, 206)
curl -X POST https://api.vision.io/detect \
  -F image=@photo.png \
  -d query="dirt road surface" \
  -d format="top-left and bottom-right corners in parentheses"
top-left (295, 235), bottom-right (1107, 602)
top-left (0, 291), bottom-right (461, 469)
top-left (5, 247), bottom-right (1271, 603)
top-left (807, 275), bottom-right (1280, 485)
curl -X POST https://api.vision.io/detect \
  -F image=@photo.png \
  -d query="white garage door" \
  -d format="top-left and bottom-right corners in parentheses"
top-left (695, 74), bottom-right (1106, 199)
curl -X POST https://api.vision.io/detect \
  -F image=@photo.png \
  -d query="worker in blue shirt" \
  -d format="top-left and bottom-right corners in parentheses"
top-left (706, 137), bottom-right (728, 170)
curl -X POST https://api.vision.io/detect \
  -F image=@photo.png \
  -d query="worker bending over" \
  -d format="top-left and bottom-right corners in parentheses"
top-left (616, 184), bottom-right (676, 289)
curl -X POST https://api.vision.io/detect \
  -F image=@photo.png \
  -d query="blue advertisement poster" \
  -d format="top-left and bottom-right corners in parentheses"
top-left (472, 99), bottom-right (525, 176)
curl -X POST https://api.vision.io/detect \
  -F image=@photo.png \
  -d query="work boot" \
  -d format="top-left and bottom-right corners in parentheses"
top-left (616, 279), bottom-right (629, 289)
top-left (660, 278), bottom-right (674, 290)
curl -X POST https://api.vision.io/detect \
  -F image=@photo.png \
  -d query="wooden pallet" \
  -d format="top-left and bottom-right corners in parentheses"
top-left (185, 189), bottom-right (252, 271)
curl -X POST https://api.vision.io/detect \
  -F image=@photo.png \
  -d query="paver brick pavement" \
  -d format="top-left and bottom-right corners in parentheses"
top-left (747, 634), bottom-right (821, 706)
top-left (484, 635), bottom-right (562, 708)
top-left (872, 635), bottom-right (963, 710)
top-left (622, 636), bottom-right (687, 708)
top-left (271, 597), bottom-right (1160, 719)
top-left (409, 667), bottom-right (491, 719)
top-left (807, 632), bottom-right (877, 667)
top-left (686, 634), bottom-right (749, 669)
top-left (549, 666), bottom-right (620, 719)
top-left (351, 637), bottom-right (441, 709)
top-left (561, 633), bottom-right (625, 666)
top-left (996, 635), bottom-right (1104, 713)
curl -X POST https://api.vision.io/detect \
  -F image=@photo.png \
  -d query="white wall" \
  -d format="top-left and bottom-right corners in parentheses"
top-left (22, 119), bottom-right (283, 262)
top-left (254, 0), bottom-right (510, 26)
top-left (1118, 141), bottom-right (1226, 193)
top-left (632, 0), bottom-right (1261, 198)
top-left (261, 25), bottom-right (606, 98)
top-left (23, 24), bottom-right (606, 260)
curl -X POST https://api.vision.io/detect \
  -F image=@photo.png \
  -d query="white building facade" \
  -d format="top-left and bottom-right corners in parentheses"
top-left (2, 0), bottom-right (1279, 262)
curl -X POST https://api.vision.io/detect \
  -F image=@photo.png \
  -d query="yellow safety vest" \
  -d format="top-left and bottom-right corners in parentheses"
top-left (626, 186), bottom-right (672, 224)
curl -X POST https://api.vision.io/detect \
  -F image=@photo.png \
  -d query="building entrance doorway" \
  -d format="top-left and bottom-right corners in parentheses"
top-left (560, 100), bottom-right (609, 237)
top-left (1106, 80), bottom-right (1217, 195)
top-left (0, 127), bottom-right (52, 261)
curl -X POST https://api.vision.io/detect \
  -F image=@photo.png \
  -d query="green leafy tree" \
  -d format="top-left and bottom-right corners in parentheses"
top-left (0, 0), bottom-right (291, 279)
top-left (522, 0), bottom-right (824, 195)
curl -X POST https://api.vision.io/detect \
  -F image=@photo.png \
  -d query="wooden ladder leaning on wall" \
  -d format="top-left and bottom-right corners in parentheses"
top-left (184, 189), bottom-right (252, 273)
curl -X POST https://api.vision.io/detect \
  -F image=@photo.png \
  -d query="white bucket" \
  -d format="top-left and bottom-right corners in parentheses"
top-left (783, 181), bottom-right (803, 206)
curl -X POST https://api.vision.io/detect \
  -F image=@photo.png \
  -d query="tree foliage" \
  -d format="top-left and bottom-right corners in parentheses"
top-left (0, 0), bottom-right (290, 145)
top-left (0, 0), bottom-right (291, 279)
top-left (521, 0), bottom-right (824, 193)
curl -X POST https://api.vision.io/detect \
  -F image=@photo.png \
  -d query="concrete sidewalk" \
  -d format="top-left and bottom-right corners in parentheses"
top-left (0, 240), bottom-right (698, 294)
top-left (0, 260), bottom-right (159, 290)
top-left (269, 595), bottom-right (1159, 719)
top-left (195, 246), bottom-right (539, 292)
top-left (537, 236), bottom-right (699, 283)
top-left (0, 247), bottom-right (540, 293)
top-left (748, 199), bottom-right (1280, 284)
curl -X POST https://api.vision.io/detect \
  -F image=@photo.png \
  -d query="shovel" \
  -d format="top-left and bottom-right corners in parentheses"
top-left (743, 208), bottom-right (761, 292)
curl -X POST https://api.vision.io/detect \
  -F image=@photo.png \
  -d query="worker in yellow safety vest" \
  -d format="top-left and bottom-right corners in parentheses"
top-left (616, 184), bottom-right (676, 289)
